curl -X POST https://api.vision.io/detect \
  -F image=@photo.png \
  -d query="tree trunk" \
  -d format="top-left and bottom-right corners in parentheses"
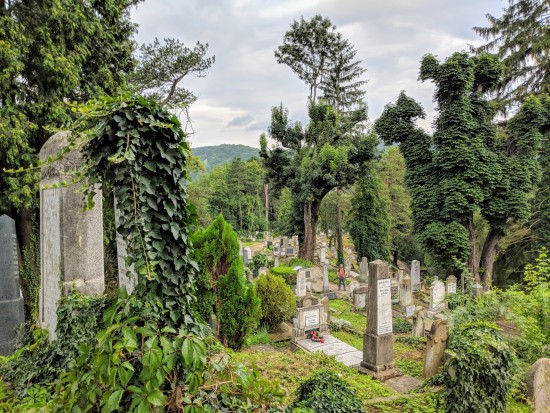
top-left (335, 188), bottom-right (344, 264)
top-left (480, 228), bottom-right (503, 291)
top-left (467, 216), bottom-right (480, 283)
top-left (300, 201), bottom-right (319, 262)
top-left (264, 183), bottom-right (269, 224)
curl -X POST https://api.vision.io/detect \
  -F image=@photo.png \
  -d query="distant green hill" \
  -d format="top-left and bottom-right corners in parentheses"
top-left (192, 144), bottom-right (260, 174)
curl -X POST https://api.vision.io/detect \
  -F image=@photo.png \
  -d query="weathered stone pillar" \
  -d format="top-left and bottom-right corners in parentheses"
top-left (39, 131), bottom-right (104, 338)
top-left (114, 198), bottom-right (137, 294)
top-left (359, 260), bottom-right (401, 380)
top-left (0, 215), bottom-right (25, 355)
top-left (411, 260), bottom-right (421, 292)
top-left (322, 261), bottom-right (329, 293)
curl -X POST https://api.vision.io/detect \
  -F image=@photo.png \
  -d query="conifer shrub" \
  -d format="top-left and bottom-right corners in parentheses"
top-left (218, 259), bottom-right (261, 350)
top-left (255, 273), bottom-right (296, 330)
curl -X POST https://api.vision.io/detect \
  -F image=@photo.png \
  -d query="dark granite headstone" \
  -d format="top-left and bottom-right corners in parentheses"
top-left (0, 215), bottom-right (25, 355)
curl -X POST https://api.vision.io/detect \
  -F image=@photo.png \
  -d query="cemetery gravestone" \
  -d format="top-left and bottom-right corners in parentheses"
top-left (353, 286), bottom-right (368, 309)
top-left (413, 307), bottom-right (426, 337)
top-left (428, 278), bottom-right (446, 317)
top-left (39, 131), bottom-right (104, 338)
top-left (446, 275), bottom-right (457, 294)
top-left (359, 257), bottom-right (369, 282)
top-left (115, 200), bottom-right (136, 295)
top-left (348, 280), bottom-right (360, 295)
top-left (291, 296), bottom-right (328, 344)
top-left (0, 215), bottom-right (25, 355)
top-left (320, 243), bottom-right (326, 263)
top-left (391, 279), bottom-right (400, 304)
top-left (360, 260), bottom-right (401, 380)
top-left (399, 274), bottom-right (412, 306)
top-left (411, 260), bottom-right (421, 292)
top-left (243, 247), bottom-right (252, 267)
top-left (527, 358), bottom-right (550, 413)
top-left (322, 262), bottom-right (329, 293)
top-left (423, 319), bottom-right (449, 379)
top-left (296, 269), bottom-right (307, 297)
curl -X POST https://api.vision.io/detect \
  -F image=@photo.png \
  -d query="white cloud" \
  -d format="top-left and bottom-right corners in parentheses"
top-left (131, 0), bottom-right (504, 148)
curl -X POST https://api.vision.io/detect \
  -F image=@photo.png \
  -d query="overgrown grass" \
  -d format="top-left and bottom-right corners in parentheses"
top-left (233, 349), bottom-right (393, 405)
top-left (244, 327), bottom-right (272, 347)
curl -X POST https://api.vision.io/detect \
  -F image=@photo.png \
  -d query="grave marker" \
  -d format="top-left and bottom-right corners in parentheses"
top-left (411, 260), bottom-right (421, 291)
top-left (428, 278), bottom-right (446, 317)
top-left (360, 260), bottom-right (401, 380)
top-left (39, 131), bottom-right (104, 338)
top-left (296, 269), bottom-right (307, 297)
top-left (446, 275), bottom-right (457, 294)
top-left (0, 215), bottom-right (25, 355)
top-left (423, 319), bottom-right (449, 379)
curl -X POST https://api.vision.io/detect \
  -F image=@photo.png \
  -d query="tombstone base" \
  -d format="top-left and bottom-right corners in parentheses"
top-left (61, 276), bottom-right (105, 296)
top-left (0, 296), bottom-right (25, 356)
top-left (362, 332), bottom-right (395, 371)
top-left (358, 365), bottom-right (402, 382)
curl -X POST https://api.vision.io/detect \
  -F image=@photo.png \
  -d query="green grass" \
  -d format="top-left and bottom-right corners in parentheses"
top-left (244, 328), bottom-right (272, 347)
top-left (395, 358), bottom-right (424, 379)
top-left (233, 348), bottom-right (393, 405)
top-left (332, 330), bottom-right (363, 350)
top-left (329, 299), bottom-right (367, 332)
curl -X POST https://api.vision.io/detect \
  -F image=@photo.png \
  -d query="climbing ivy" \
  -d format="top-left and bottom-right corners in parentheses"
top-left (51, 96), bottom-right (286, 411)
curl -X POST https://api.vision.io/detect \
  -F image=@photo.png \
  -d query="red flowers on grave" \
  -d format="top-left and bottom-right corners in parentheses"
top-left (309, 330), bottom-right (325, 343)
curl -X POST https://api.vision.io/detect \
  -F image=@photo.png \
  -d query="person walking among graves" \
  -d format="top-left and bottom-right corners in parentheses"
top-left (337, 264), bottom-right (346, 291)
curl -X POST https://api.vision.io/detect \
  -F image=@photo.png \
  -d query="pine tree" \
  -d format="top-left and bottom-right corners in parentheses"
top-left (474, 0), bottom-right (550, 107)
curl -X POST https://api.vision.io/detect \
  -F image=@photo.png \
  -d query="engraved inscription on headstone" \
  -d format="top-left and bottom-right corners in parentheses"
top-left (304, 308), bottom-right (320, 327)
top-left (377, 279), bottom-right (393, 335)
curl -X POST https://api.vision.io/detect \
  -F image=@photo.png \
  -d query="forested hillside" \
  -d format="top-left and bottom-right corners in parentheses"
top-left (193, 144), bottom-right (260, 173)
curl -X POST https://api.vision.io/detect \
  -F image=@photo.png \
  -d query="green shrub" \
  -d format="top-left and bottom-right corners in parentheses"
top-left (393, 317), bottom-right (412, 334)
top-left (270, 266), bottom-right (297, 285)
top-left (443, 321), bottom-right (515, 413)
top-left (288, 258), bottom-right (313, 268)
top-left (294, 370), bottom-right (365, 413)
top-left (255, 273), bottom-right (296, 330)
top-left (250, 253), bottom-right (268, 273)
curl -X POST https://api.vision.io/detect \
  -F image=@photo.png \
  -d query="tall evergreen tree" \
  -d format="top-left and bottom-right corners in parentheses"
top-left (474, 0), bottom-right (550, 107)
top-left (348, 164), bottom-right (390, 262)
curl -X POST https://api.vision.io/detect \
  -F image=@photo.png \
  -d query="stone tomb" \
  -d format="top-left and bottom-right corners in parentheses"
top-left (446, 275), bottom-right (457, 294)
top-left (0, 215), bottom-right (25, 355)
top-left (243, 247), bottom-right (252, 267)
top-left (359, 260), bottom-right (402, 381)
top-left (359, 257), bottom-right (369, 282)
top-left (39, 131), bottom-right (104, 338)
top-left (423, 319), bottom-right (449, 379)
top-left (291, 295), bottom-right (328, 343)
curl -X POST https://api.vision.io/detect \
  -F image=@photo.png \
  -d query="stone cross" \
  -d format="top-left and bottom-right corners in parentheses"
top-left (360, 260), bottom-right (401, 380)
top-left (39, 131), bottom-right (104, 338)
top-left (411, 260), bottom-right (421, 291)
top-left (423, 319), bottom-right (449, 379)
top-left (446, 275), bottom-right (457, 294)
top-left (0, 215), bottom-right (25, 355)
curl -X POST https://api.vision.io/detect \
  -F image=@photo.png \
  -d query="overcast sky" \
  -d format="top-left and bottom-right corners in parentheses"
top-left (131, 0), bottom-right (505, 149)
